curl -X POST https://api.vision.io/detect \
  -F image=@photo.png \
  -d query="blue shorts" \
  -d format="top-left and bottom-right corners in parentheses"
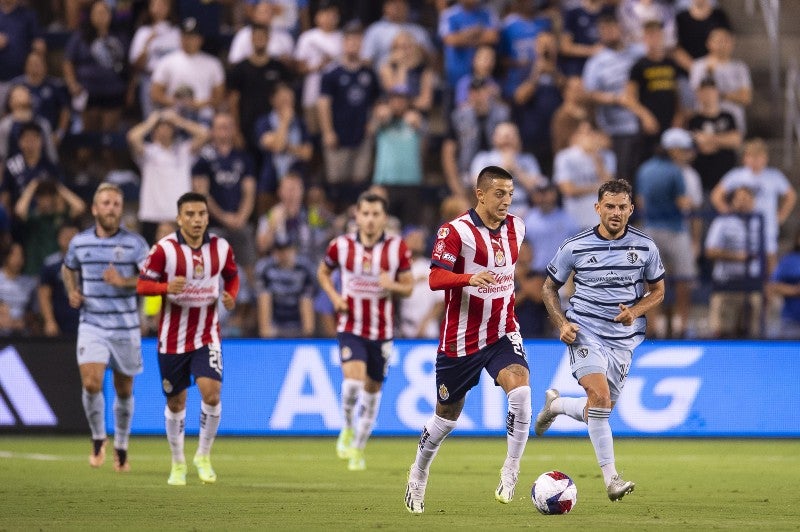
top-left (158, 344), bottom-right (223, 397)
top-left (337, 332), bottom-right (392, 383)
top-left (435, 333), bottom-right (529, 405)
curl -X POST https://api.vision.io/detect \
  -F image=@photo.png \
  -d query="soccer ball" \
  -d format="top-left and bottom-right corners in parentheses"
top-left (531, 471), bottom-right (578, 515)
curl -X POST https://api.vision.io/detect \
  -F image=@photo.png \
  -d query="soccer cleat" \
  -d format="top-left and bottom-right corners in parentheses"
top-left (89, 439), bottom-right (107, 468)
top-left (405, 469), bottom-right (427, 514)
top-left (494, 466), bottom-right (518, 504)
top-left (167, 462), bottom-right (187, 486)
top-left (607, 474), bottom-right (635, 501)
top-left (113, 448), bottom-right (130, 472)
top-left (193, 454), bottom-right (217, 483)
top-left (347, 448), bottom-right (366, 471)
top-left (336, 427), bottom-right (354, 459)
top-left (534, 389), bottom-right (561, 436)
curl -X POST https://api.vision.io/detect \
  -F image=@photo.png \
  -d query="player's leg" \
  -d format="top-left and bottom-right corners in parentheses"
top-left (159, 352), bottom-right (192, 485)
top-left (192, 345), bottom-right (224, 483)
top-left (111, 371), bottom-right (134, 472)
top-left (80, 361), bottom-right (108, 467)
top-left (337, 334), bottom-right (368, 460)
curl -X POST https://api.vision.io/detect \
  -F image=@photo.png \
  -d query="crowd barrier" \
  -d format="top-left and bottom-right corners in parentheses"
top-left (1, 338), bottom-right (798, 437)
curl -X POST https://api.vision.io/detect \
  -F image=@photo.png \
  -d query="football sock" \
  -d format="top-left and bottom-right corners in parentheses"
top-left (164, 406), bottom-right (186, 463)
top-left (197, 402), bottom-right (221, 456)
top-left (411, 415), bottom-right (457, 478)
top-left (601, 463), bottom-right (619, 486)
top-left (82, 389), bottom-right (106, 441)
top-left (113, 395), bottom-right (133, 451)
top-left (552, 397), bottom-right (588, 422)
top-left (352, 391), bottom-right (381, 450)
top-left (504, 385), bottom-right (531, 472)
top-left (341, 379), bottom-right (363, 430)
top-left (587, 407), bottom-right (615, 481)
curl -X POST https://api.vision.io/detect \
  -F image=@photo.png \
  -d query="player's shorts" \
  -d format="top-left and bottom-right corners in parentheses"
top-left (158, 344), bottom-right (223, 397)
top-left (646, 227), bottom-right (696, 280)
top-left (567, 333), bottom-right (632, 403)
top-left (76, 323), bottom-right (143, 376)
top-left (435, 332), bottom-right (529, 405)
top-left (337, 332), bottom-right (393, 383)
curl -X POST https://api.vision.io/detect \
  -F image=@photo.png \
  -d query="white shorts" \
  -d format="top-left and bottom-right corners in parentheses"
top-left (567, 333), bottom-right (632, 403)
top-left (77, 323), bottom-right (143, 377)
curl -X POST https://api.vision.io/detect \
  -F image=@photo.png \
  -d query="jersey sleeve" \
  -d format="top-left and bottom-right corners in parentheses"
top-left (397, 239), bottom-right (412, 273)
top-left (139, 243), bottom-right (167, 282)
top-left (645, 242), bottom-right (666, 283)
top-left (323, 238), bottom-right (340, 269)
top-left (63, 237), bottom-right (80, 270)
top-left (546, 240), bottom-right (574, 286)
top-left (134, 235), bottom-right (150, 269)
top-left (430, 223), bottom-right (462, 271)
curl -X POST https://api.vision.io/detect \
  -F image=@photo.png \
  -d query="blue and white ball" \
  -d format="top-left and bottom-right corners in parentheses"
top-left (531, 471), bottom-right (578, 515)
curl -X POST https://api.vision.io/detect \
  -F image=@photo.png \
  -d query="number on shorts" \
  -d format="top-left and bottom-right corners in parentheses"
top-left (208, 345), bottom-right (223, 376)
top-left (507, 332), bottom-right (527, 361)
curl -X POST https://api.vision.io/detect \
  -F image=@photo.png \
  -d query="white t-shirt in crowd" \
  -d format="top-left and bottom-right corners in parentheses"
top-left (128, 21), bottom-right (182, 74)
top-left (227, 25), bottom-right (295, 65)
top-left (293, 28), bottom-right (342, 108)
top-left (137, 140), bottom-right (194, 223)
top-left (151, 49), bottom-right (225, 103)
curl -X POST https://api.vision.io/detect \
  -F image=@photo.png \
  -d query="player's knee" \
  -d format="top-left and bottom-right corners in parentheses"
top-left (202, 392), bottom-right (221, 406)
top-left (586, 388), bottom-right (611, 409)
top-left (82, 379), bottom-right (102, 394)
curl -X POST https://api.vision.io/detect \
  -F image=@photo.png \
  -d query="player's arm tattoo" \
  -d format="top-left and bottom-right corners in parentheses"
top-left (542, 277), bottom-right (568, 329)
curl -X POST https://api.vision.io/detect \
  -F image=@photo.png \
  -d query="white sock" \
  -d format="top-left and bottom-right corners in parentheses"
top-left (552, 397), bottom-right (587, 422)
top-left (82, 389), bottom-right (106, 440)
top-left (601, 463), bottom-right (619, 486)
top-left (164, 406), bottom-right (186, 463)
top-left (411, 415), bottom-right (457, 479)
top-left (341, 378), bottom-right (363, 430)
top-left (113, 395), bottom-right (134, 450)
top-left (352, 391), bottom-right (381, 450)
top-left (503, 386), bottom-right (531, 473)
top-left (587, 407), bottom-right (616, 484)
top-left (197, 402), bottom-right (221, 456)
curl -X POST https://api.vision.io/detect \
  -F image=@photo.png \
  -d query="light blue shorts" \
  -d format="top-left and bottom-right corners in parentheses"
top-left (567, 333), bottom-right (632, 403)
top-left (77, 323), bottom-right (143, 377)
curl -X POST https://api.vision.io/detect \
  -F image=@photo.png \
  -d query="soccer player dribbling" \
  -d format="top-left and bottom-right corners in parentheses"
top-left (536, 179), bottom-right (665, 501)
top-left (137, 192), bottom-right (239, 486)
top-left (405, 166), bottom-right (531, 514)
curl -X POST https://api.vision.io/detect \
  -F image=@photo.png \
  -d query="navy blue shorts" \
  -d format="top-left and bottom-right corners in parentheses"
top-left (158, 344), bottom-right (223, 397)
top-left (435, 334), bottom-right (528, 404)
top-left (337, 332), bottom-right (392, 383)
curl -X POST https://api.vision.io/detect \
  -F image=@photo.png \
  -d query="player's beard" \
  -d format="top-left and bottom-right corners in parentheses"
top-left (98, 213), bottom-right (120, 234)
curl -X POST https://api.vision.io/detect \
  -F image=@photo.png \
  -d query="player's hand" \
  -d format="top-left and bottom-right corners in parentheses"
top-left (103, 263), bottom-right (125, 287)
top-left (167, 276), bottom-right (186, 294)
top-left (222, 290), bottom-right (235, 310)
top-left (43, 319), bottom-right (60, 337)
top-left (68, 289), bottom-right (84, 309)
top-left (559, 322), bottom-right (579, 344)
top-left (378, 271), bottom-right (394, 290)
top-left (332, 294), bottom-right (349, 314)
top-left (614, 304), bottom-right (636, 326)
top-left (469, 271), bottom-right (497, 288)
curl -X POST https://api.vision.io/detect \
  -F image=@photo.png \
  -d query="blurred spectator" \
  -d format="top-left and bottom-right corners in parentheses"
top-left (454, 44), bottom-right (499, 107)
top-left (686, 77), bottom-right (740, 193)
top-left (128, 0), bottom-right (181, 119)
top-left (442, 77), bottom-right (509, 198)
top-left (559, 0), bottom-right (610, 78)
top-left (513, 240), bottom-right (548, 337)
top-left (705, 186), bottom-right (765, 338)
top-left (767, 232), bottom-right (800, 339)
top-left (617, 0), bottom-right (677, 50)
top-left (378, 30), bottom-right (436, 114)
top-left (399, 226), bottom-right (443, 339)
top-left (470, 121), bottom-right (544, 217)
top-left (150, 16), bottom-right (225, 124)
top-left (369, 85), bottom-right (425, 225)
top-left (127, 109), bottom-right (208, 243)
top-left (0, 85), bottom-right (57, 163)
top-left (689, 26), bottom-right (751, 133)
top-left (553, 120), bottom-right (615, 229)
top-left (38, 222), bottom-right (80, 336)
top-left (257, 0), bottom-right (305, 35)
top-left (7, 52), bottom-right (71, 146)
top-left (14, 178), bottom-right (85, 275)
top-left (511, 30), bottom-right (562, 176)
top-left (361, 0), bottom-right (434, 69)
top-left (293, 0), bottom-right (342, 135)
top-left (438, 0), bottom-right (499, 88)
top-left (498, 0), bottom-right (553, 100)
top-left (551, 76), bottom-right (590, 155)
top-left (0, 0), bottom-right (45, 106)
top-left (318, 21), bottom-right (380, 196)
top-left (62, 0), bottom-right (128, 133)
top-left (139, 220), bottom-right (175, 336)
top-left (226, 23), bottom-right (293, 157)
top-left (710, 139), bottom-right (797, 276)
top-left (582, 13), bottom-right (645, 183)
top-left (256, 171), bottom-right (315, 258)
top-left (228, 1), bottom-right (295, 66)
top-left (674, 0), bottom-right (730, 71)
top-left (635, 128), bottom-right (696, 338)
top-left (0, 121), bottom-right (60, 213)
top-left (0, 242), bottom-right (36, 336)
top-left (255, 237), bottom-right (316, 338)
top-left (254, 82), bottom-right (312, 204)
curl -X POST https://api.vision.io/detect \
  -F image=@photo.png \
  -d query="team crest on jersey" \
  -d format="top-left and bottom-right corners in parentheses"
top-left (494, 248), bottom-right (506, 266)
top-left (341, 346), bottom-right (352, 361)
top-left (162, 379), bottom-right (173, 394)
top-left (438, 384), bottom-right (449, 401)
top-left (113, 246), bottom-right (125, 261)
top-left (362, 251), bottom-right (372, 272)
top-left (433, 240), bottom-right (445, 259)
top-left (437, 227), bottom-right (449, 239)
top-left (626, 251), bottom-right (639, 264)
top-left (576, 347), bottom-right (589, 359)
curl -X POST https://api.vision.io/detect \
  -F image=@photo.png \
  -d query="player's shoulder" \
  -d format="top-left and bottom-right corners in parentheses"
top-left (559, 227), bottom-right (596, 251)
top-left (625, 225), bottom-right (659, 248)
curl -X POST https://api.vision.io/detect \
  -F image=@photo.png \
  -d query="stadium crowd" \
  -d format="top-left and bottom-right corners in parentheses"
top-left (1, 0), bottom-right (799, 340)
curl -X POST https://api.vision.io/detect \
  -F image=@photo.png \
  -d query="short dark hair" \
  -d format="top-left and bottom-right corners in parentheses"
top-left (476, 165), bottom-right (514, 190)
top-left (177, 191), bottom-right (207, 211)
top-left (597, 179), bottom-right (632, 201)
top-left (18, 121), bottom-right (42, 138)
top-left (356, 191), bottom-right (388, 213)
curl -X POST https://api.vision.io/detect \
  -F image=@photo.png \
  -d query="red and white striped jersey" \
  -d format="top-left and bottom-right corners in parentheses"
top-left (140, 231), bottom-right (238, 354)
top-left (323, 233), bottom-right (411, 340)
top-left (431, 209), bottom-right (524, 357)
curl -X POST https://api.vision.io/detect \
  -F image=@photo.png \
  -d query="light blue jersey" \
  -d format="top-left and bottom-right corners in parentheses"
top-left (63, 227), bottom-right (149, 335)
top-left (547, 225), bottom-right (665, 350)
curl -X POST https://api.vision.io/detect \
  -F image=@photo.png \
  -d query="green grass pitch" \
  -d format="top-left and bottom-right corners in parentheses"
top-left (1, 436), bottom-right (798, 530)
